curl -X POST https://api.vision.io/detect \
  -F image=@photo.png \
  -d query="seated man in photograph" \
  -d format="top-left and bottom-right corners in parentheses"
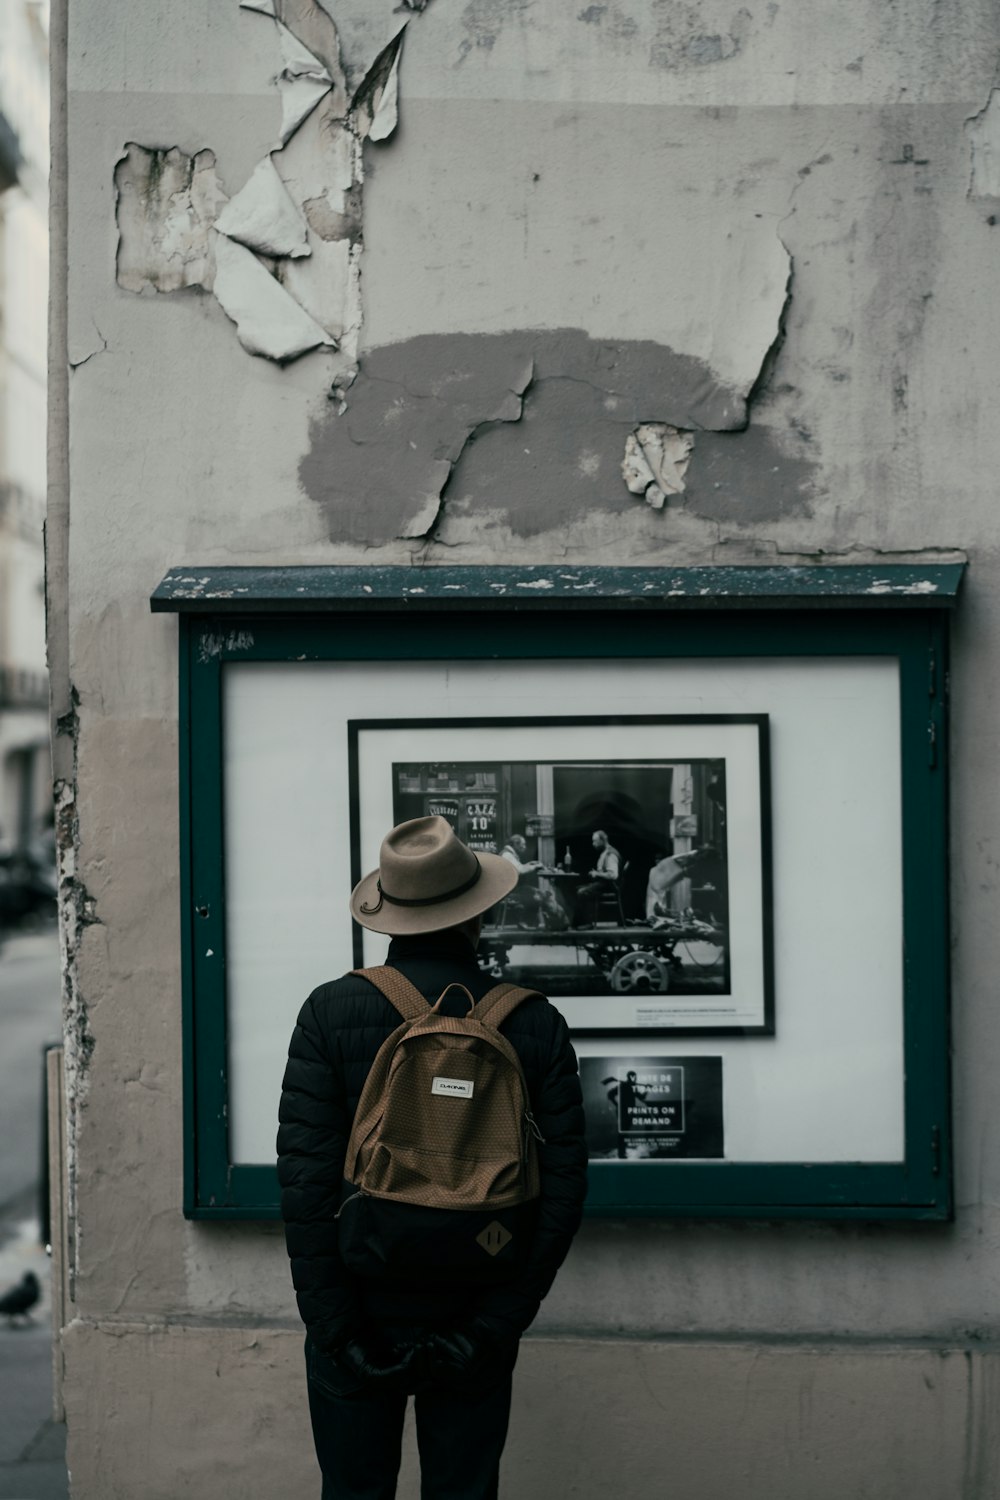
top-left (499, 833), bottom-right (546, 928)
top-left (573, 829), bottom-right (622, 926)
top-left (500, 835), bottom-right (570, 931)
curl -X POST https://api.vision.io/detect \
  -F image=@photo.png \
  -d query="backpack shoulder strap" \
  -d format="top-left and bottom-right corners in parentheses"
top-left (351, 965), bottom-right (430, 1023)
top-left (471, 982), bottom-right (543, 1031)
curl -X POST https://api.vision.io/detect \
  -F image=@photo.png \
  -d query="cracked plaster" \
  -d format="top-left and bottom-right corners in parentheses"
top-left (113, 1), bottom-right (420, 369)
top-left (300, 329), bottom-right (814, 543)
top-left (967, 87), bottom-right (1000, 198)
top-left (110, 0), bottom-right (798, 520)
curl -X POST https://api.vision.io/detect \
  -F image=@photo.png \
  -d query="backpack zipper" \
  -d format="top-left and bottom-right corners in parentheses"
top-left (334, 1188), bottom-right (366, 1220)
top-left (524, 1109), bottom-right (546, 1144)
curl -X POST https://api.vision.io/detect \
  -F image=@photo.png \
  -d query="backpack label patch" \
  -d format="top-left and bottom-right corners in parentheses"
top-left (431, 1076), bottom-right (475, 1098)
top-left (476, 1221), bottom-right (513, 1255)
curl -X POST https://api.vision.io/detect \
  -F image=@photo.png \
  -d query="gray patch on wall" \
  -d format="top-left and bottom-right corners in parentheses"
top-left (649, 2), bottom-right (753, 69)
top-left (680, 424), bottom-right (814, 525)
top-left (458, 0), bottom-right (534, 63)
top-left (299, 328), bottom-right (813, 543)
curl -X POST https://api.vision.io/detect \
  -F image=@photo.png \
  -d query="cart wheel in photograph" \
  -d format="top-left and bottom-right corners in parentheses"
top-left (609, 950), bottom-right (672, 994)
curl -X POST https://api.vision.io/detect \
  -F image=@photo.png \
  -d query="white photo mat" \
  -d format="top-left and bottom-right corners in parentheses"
top-left (222, 656), bottom-right (903, 1166)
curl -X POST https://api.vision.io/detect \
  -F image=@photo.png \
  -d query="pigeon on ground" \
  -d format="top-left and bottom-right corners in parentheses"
top-left (0, 1271), bottom-right (40, 1323)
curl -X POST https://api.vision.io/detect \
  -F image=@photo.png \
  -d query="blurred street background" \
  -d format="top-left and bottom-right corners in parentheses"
top-left (0, 2), bottom-right (66, 1496)
top-left (0, 928), bottom-right (66, 1500)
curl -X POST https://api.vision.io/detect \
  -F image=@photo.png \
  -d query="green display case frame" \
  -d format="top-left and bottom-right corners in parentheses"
top-left (151, 563), bottom-right (962, 1222)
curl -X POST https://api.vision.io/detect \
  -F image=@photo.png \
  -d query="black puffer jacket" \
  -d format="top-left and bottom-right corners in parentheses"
top-left (277, 931), bottom-right (588, 1354)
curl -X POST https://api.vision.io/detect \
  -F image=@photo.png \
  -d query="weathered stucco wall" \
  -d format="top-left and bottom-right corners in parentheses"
top-left (53, 0), bottom-right (1000, 1493)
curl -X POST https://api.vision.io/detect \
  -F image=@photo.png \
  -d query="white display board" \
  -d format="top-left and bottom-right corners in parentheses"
top-left (223, 657), bottom-right (903, 1166)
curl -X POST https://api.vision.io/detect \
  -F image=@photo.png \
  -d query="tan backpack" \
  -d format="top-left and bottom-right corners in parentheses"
top-left (336, 965), bottom-right (544, 1284)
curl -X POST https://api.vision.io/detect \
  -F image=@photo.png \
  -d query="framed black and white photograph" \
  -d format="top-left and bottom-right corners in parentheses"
top-left (349, 716), bottom-right (773, 1035)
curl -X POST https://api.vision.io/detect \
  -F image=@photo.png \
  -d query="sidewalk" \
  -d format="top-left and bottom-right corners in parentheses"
top-left (0, 1212), bottom-right (68, 1500)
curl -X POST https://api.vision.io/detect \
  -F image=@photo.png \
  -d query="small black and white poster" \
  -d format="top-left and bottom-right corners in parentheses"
top-left (581, 1056), bottom-right (724, 1159)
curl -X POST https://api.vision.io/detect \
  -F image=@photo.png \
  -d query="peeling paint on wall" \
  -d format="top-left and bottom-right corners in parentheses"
top-left (274, 0), bottom-right (350, 114)
top-left (299, 328), bottom-right (813, 543)
top-left (114, 146), bottom-right (228, 293)
top-left (275, 23), bottom-right (336, 145)
top-left (113, 2), bottom-right (425, 368)
top-left (53, 683), bottom-right (101, 1307)
top-left (967, 88), bottom-right (1000, 198)
top-left (352, 29), bottom-right (406, 143)
top-left (212, 233), bottom-right (335, 361)
top-left (622, 424), bottom-right (695, 508)
top-left (213, 156), bottom-right (310, 259)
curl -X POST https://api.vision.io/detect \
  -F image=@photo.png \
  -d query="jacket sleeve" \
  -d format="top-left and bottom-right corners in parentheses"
top-left (469, 1006), bottom-right (588, 1340)
top-left (276, 989), bottom-right (361, 1353)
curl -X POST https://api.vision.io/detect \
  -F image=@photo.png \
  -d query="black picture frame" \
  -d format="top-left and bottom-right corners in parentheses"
top-left (348, 714), bottom-right (774, 1037)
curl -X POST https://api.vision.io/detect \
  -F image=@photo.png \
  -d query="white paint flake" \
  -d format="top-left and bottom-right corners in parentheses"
top-left (211, 233), bottom-right (335, 361)
top-left (276, 23), bottom-right (334, 145)
top-left (622, 424), bottom-right (695, 509)
top-left (866, 579), bottom-right (939, 596)
top-left (214, 156), bottom-right (310, 259)
top-left (353, 29), bottom-right (407, 144)
top-left (369, 50), bottom-right (401, 142)
top-left (280, 238), bottom-right (358, 342)
top-left (198, 630), bottom-right (257, 662)
top-left (706, 233), bottom-right (790, 405)
top-left (398, 468), bottom-right (453, 538)
top-left (240, 0), bottom-right (276, 13)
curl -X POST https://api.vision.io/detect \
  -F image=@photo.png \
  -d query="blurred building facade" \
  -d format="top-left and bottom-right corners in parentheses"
top-left (0, 2), bottom-right (49, 863)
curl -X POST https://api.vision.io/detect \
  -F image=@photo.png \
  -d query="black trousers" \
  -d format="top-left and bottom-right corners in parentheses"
top-left (305, 1337), bottom-right (517, 1500)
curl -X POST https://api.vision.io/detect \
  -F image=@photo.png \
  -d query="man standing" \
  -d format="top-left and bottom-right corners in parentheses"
top-left (573, 828), bottom-right (622, 926)
top-left (277, 816), bottom-right (588, 1499)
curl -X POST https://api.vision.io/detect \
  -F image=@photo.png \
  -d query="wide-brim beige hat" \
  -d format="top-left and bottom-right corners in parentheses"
top-left (350, 815), bottom-right (519, 936)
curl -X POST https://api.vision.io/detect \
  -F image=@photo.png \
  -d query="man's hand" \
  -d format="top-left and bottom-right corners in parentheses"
top-left (333, 1328), bottom-right (416, 1389)
top-left (424, 1319), bottom-right (506, 1383)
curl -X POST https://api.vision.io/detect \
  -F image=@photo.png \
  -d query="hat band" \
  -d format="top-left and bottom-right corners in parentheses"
top-left (363, 858), bottom-right (482, 913)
